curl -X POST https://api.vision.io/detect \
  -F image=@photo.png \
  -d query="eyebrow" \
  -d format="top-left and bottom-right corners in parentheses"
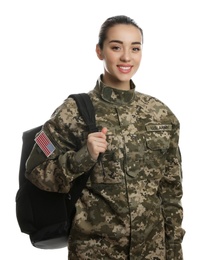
top-left (109, 40), bottom-right (142, 45)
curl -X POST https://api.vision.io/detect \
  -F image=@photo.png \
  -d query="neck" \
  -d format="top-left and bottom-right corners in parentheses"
top-left (101, 74), bottom-right (131, 90)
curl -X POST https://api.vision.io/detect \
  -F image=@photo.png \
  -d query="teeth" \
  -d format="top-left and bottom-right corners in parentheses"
top-left (119, 66), bottom-right (131, 70)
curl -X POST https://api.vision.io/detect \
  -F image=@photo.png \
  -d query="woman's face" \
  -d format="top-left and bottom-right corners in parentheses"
top-left (96, 24), bottom-right (143, 90)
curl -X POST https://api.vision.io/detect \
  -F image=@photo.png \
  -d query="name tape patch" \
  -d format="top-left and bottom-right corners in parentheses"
top-left (146, 124), bottom-right (172, 132)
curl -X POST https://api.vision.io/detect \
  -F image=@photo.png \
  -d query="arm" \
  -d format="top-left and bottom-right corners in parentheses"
top-left (25, 125), bottom-right (97, 193)
top-left (25, 99), bottom-right (95, 193)
top-left (159, 124), bottom-right (185, 260)
top-left (25, 99), bottom-right (108, 193)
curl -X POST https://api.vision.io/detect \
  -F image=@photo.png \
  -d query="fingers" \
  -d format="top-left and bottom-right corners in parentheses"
top-left (101, 127), bottom-right (108, 135)
top-left (87, 127), bottom-right (108, 160)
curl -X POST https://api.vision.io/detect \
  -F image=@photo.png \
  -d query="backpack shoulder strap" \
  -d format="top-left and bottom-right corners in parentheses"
top-left (69, 93), bottom-right (98, 133)
top-left (66, 93), bottom-right (97, 205)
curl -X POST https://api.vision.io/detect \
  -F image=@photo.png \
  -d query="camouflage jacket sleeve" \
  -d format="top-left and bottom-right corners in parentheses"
top-left (25, 98), bottom-right (97, 193)
top-left (158, 121), bottom-right (185, 259)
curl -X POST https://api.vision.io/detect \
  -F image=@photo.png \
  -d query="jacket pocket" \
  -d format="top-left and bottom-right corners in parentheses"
top-left (143, 124), bottom-right (171, 179)
top-left (145, 124), bottom-right (171, 159)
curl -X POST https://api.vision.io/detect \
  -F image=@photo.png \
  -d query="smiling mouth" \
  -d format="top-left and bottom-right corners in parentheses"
top-left (117, 66), bottom-right (132, 73)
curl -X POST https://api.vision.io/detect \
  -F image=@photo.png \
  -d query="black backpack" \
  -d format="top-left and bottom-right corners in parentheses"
top-left (15, 93), bottom-right (97, 249)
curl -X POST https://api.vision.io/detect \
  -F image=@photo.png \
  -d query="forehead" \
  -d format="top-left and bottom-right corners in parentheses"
top-left (106, 24), bottom-right (142, 44)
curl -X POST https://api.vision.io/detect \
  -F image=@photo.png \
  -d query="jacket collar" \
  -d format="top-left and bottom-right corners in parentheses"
top-left (94, 75), bottom-right (136, 105)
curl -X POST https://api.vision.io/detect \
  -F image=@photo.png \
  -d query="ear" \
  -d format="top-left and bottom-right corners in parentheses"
top-left (96, 44), bottom-right (103, 60)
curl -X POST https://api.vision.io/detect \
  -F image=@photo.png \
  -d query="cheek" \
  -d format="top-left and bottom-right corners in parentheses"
top-left (104, 50), bottom-right (119, 64)
top-left (103, 57), bottom-right (115, 71)
top-left (134, 54), bottom-right (142, 68)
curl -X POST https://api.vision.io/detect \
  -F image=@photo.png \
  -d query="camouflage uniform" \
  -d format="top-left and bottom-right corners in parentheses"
top-left (26, 76), bottom-right (185, 260)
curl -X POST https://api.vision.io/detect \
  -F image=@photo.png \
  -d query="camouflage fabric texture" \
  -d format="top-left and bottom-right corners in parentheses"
top-left (26, 76), bottom-right (185, 259)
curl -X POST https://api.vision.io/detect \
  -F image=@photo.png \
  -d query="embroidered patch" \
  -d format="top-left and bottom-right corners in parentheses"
top-left (146, 124), bottom-right (172, 132)
top-left (35, 131), bottom-right (55, 157)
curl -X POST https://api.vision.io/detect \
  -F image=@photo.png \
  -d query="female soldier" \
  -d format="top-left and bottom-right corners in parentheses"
top-left (26, 15), bottom-right (185, 259)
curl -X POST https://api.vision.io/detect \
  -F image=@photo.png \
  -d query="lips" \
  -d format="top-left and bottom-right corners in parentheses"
top-left (117, 65), bottom-right (132, 73)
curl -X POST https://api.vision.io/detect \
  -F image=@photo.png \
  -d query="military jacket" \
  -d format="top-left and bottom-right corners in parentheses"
top-left (26, 76), bottom-right (185, 260)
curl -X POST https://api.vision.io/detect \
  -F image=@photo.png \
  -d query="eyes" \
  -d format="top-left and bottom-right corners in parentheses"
top-left (111, 45), bottom-right (141, 53)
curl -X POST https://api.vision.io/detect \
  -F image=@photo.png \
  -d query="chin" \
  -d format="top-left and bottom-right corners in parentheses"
top-left (117, 74), bottom-right (132, 82)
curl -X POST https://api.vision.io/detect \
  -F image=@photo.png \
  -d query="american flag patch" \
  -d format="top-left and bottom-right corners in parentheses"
top-left (35, 131), bottom-right (55, 157)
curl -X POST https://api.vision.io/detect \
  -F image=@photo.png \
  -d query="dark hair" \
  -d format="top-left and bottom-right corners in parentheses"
top-left (98, 15), bottom-right (143, 49)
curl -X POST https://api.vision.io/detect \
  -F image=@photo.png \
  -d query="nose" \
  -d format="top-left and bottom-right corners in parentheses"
top-left (120, 49), bottom-right (131, 62)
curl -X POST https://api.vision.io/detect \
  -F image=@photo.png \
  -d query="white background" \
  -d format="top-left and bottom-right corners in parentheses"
top-left (1, 0), bottom-right (207, 259)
